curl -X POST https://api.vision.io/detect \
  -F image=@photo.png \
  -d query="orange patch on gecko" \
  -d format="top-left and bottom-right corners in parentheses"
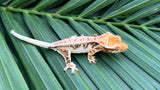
top-left (97, 32), bottom-right (128, 52)
top-left (97, 33), bottom-right (110, 46)
top-left (87, 37), bottom-right (97, 42)
top-left (74, 38), bottom-right (78, 42)
top-left (87, 38), bottom-right (89, 41)
top-left (72, 37), bottom-right (97, 42)
top-left (53, 37), bottom-right (97, 45)
top-left (53, 40), bottom-right (67, 45)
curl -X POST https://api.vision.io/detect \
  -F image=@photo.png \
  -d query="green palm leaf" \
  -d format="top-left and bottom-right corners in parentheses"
top-left (0, 30), bottom-right (28, 90)
top-left (0, 0), bottom-right (160, 89)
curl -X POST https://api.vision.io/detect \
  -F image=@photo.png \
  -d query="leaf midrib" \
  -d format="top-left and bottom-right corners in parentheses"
top-left (0, 6), bottom-right (159, 31)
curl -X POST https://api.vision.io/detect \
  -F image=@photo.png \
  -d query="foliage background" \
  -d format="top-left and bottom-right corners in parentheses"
top-left (0, 0), bottom-right (160, 89)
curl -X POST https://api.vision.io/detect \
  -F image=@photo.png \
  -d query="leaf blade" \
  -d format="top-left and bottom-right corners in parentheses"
top-left (1, 11), bottom-right (62, 90)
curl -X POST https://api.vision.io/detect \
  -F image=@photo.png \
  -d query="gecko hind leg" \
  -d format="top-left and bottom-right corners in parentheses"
top-left (57, 49), bottom-right (79, 74)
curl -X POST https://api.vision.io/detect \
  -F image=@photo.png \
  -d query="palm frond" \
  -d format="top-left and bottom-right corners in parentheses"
top-left (0, 0), bottom-right (160, 89)
top-left (0, 31), bottom-right (28, 90)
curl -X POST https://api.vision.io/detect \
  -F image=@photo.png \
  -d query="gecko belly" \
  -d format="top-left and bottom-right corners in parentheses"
top-left (70, 45), bottom-right (92, 53)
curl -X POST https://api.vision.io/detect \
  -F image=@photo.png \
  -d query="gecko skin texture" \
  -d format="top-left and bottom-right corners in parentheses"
top-left (10, 30), bottom-right (128, 74)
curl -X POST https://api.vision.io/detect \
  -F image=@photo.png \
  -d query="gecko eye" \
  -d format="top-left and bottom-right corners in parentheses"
top-left (114, 46), bottom-right (121, 51)
top-left (115, 46), bottom-right (120, 51)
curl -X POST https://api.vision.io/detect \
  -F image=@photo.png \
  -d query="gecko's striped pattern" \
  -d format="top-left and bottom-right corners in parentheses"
top-left (52, 36), bottom-right (97, 46)
top-left (10, 30), bottom-right (128, 74)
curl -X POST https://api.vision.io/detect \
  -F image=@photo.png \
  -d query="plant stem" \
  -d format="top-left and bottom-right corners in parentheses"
top-left (0, 6), bottom-right (160, 31)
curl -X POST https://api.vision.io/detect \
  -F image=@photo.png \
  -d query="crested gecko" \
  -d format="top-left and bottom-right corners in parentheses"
top-left (10, 30), bottom-right (128, 74)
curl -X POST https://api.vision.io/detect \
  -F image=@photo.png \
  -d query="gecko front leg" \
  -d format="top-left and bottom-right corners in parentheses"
top-left (88, 49), bottom-right (101, 64)
top-left (57, 48), bottom-right (79, 74)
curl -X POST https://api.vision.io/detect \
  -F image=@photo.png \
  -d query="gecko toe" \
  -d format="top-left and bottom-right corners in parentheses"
top-left (72, 71), bottom-right (75, 74)
top-left (89, 59), bottom-right (97, 64)
top-left (64, 67), bottom-right (67, 71)
top-left (76, 68), bottom-right (79, 71)
top-left (64, 62), bottom-right (79, 74)
top-left (88, 55), bottom-right (97, 64)
top-left (71, 68), bottom-right (79, 74)
top-left (93, 59), bottom-right (97, 64)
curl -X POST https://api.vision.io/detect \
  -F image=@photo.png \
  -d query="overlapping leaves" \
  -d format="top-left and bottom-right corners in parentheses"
top-left (0, 0), bottom-right (160, 89)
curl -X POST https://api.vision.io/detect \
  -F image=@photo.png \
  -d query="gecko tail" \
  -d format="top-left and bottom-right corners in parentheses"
top-left (10, 30), bottom-right (54, 48)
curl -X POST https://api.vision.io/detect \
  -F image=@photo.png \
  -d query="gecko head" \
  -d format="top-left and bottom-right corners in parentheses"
top-left (98, 33), bottom-right (128, 53)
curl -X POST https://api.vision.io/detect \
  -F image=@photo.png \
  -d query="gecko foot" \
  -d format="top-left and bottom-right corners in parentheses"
top-left (64, 62), bottom-right (79, 74)
top-left (89, 56), bottom-right (97, 64)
